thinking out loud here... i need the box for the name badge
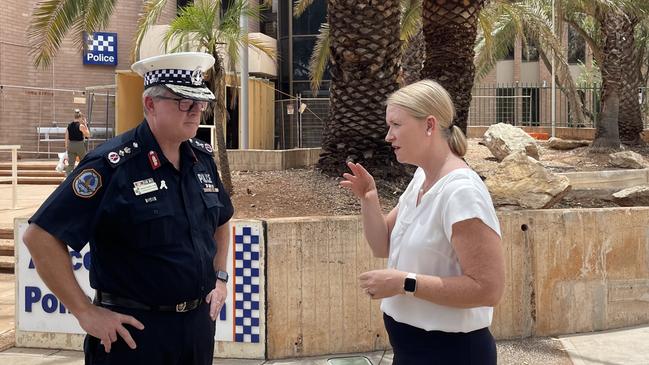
[133,178,159,196]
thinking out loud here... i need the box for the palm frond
[293,0,315,18]
[68,0,118,51]
[474,1,522,80]
[28,0,85,68]
[308,22,330,95]
[131,0,170,62]
[400,0,422,48]
[246,37,278,61]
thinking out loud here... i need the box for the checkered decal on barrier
[234,226,261,343]
[87,34,114,52]
[144,69,194,87]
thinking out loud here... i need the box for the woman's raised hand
[340,161,377,200]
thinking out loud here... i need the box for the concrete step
[0,256,14,274]
[0,176,63,185]
[0,239,13,256]
[0,161,58,171]
[0,170,63,178]
[0,229,11,240]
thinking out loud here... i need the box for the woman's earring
[426,131,432,136]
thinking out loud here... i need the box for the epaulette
[104,140,142,168]
[188,138,214,156]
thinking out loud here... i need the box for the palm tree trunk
[318,0,404,180]
[402,27,425,86]
[420,0,485,134]
[592,9,627,149]
[210,55,233,194]
[616,15,643,144]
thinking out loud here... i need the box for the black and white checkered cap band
[143,68,203,88]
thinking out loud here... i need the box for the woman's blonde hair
[386,79,467,157]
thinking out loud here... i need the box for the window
[568,26,586,64]
[292,0,327,36]
[292,37,331,81]
[292,38,315,80]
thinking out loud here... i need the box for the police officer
[23,52,234,364]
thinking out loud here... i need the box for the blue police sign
[83,32,118,66]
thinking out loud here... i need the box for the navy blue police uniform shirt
[29,121,234,306]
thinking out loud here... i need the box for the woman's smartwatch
[404,272,417,295]
[216,270,229,283]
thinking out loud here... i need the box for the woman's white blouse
[381,167,501,333]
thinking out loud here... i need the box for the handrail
[0,145,21,209]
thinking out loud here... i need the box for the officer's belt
[95,291,202,313]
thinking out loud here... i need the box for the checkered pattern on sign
[234,226,261,343]
[144,69,194,87]
[87,35,114,52]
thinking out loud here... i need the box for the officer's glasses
[156,96,210,112]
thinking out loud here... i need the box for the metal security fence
[469,83,649,129]
[468,82,601,128]
[272,84,649,149]
[275,97,329,149]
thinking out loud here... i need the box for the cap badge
[191,67,203,86]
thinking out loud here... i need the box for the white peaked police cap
[131,52,216,102]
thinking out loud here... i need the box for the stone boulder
[609,151,649,169]
[546,137,590,150]
[484,151,571,209]
[482,123,539,161]
[612,185,649,207]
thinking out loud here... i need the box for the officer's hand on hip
[76,304,145,353]
[206,280,227,321]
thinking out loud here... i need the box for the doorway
[225,86,239,149]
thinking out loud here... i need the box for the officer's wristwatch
[404,272,417,295]
[216,270,229,283]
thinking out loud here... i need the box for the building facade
[0,0,179,158]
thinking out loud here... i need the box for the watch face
[404,277,417,292]
[216,270,229,282]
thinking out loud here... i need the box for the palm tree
[28,0,119,69]
[561,0,648,146]
[28,0,275,193]
[296,0,421,180]
[152,0,275,192]
[316,0,405,180]
[475,0,649,148]
[420,0,487,134]
[474,0,587,130]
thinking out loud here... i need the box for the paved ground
[0,184,56,229]
[560,326,649,365]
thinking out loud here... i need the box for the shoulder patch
[105,140,142,168]
[72,169,103,198]
[188,138,214,155]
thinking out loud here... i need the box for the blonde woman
[64,109,90,176]
[341,80,504,364]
